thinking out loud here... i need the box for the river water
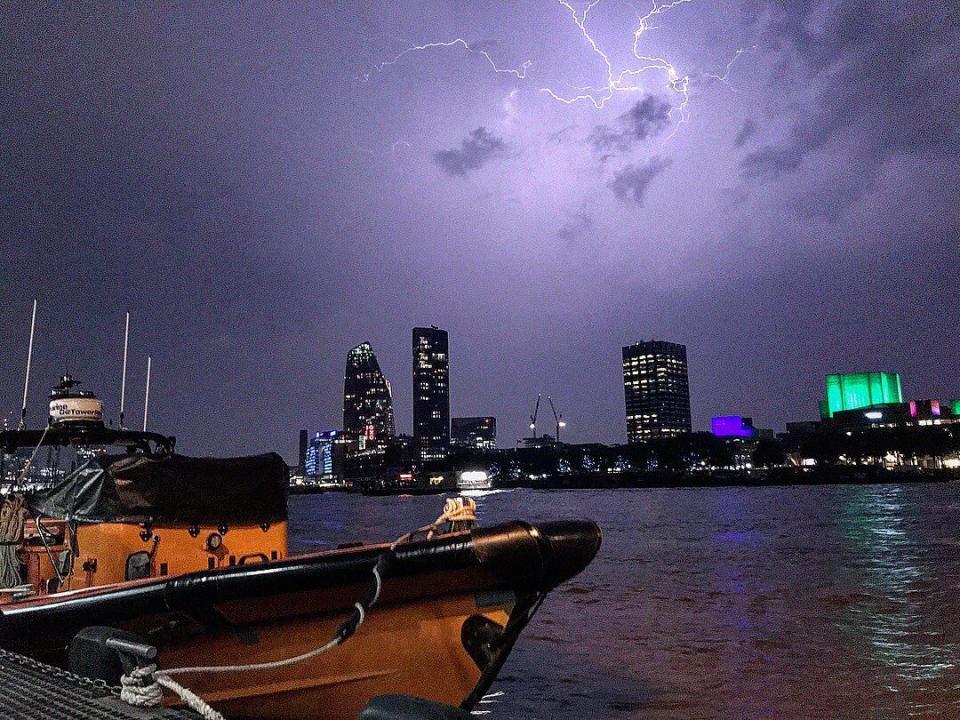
[288,484,960,719]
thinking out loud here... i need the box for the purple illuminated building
[711,416,758,438]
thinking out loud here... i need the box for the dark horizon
[1,2,957,461]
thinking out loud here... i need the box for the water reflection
[839,484,960,715]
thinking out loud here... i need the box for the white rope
[160,635,342,678]
[390,496,477,548]
[119,664,163,707]
[155,675,226,720]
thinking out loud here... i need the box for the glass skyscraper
[343,342,395,448]
[413,326,450,461]
[622,340,692,442]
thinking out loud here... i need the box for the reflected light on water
[840,485,959,688]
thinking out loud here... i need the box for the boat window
[125,551,151,581]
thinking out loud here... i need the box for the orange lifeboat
[0,413,601,718]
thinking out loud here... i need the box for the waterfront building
[622,340,692,442]
[451,416,497,449]
[829,398,960,429]
[820,371,903,418]
[305,430,341,480]
[413,326,450,461]
[712,415,758,438]
[343,342,395,449]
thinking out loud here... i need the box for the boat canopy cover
[27,452,288,524]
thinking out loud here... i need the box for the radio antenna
[19,299,38,430]
[142,356,152,432]
[119,312,130,429]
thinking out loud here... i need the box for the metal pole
[142,356,152,432]
[119,312,130,429]
[19,299,37,430]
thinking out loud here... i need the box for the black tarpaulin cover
[28,453,288,524]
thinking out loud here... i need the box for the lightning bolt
[362,1,748,144]
[354,138,412,159]
[361,38,532,82]
[703,47,751,92]
[542,0,694,138]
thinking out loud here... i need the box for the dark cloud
[589,96,671,152]
[733,119,757,148]
[556,209,593,242]
[547,124,578,144]
[741,2,960,188]
[433,127,509,176]
[608,156,672,205]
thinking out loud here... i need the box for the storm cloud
[741,1,959,191]
[433,127,509,176]
[608,157,672,205]
[733,119,757,148]
[589,96,672,152]
[556,209,593,242]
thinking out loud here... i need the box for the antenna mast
[142,356,152,432]
[119,312,130,429]
[19,299,37,430]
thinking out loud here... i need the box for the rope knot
[119,663,163,708]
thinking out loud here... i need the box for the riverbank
[498,466,958,490]
[292,466,957,495]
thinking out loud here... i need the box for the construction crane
[548,397,566,443]
[529,394,542,436]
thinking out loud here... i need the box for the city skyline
[2,306,956,458]
[1,3,957,460]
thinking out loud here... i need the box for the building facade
[711,415,758,438]
[622,340,692,442]
[820,371,903,419]
[305,430,341,480]
[451,416,497,449]
[413,326,450,461]
[343,342,395,449]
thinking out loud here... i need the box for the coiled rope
[0,425,52,591]
[120,496,478,718]
[0,496,26,589]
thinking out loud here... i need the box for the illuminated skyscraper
[622,340,692,442]
[451,416,497,449]
[343,342,395,448]
[305,430,338,479]
[413,326,450,461]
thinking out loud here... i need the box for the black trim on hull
[0,521,601,654]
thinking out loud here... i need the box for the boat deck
[0,647,199,719]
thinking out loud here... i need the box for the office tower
[298,429,308,471]
[413,326,450,461]
[343,342,395,448]
[622,340,692,442]
[305,430,339,479]
[451,416,497,449]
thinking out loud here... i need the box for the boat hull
[0,520,601,719]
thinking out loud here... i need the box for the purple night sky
[1,2,958,460]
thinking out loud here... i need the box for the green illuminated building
[820,372,903,418]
